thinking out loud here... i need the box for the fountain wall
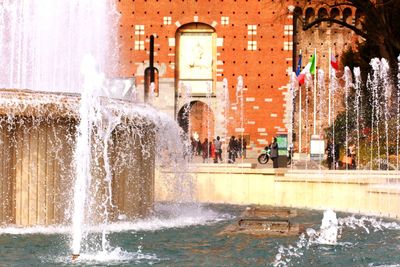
[0,117,75,225]
[0,90,155,226]
[156,167,400,219]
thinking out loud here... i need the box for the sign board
[310,136,325,161]
[276,134,288,156]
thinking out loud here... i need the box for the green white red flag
[297,53,316,85]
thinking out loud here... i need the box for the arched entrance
[177,101,214,141]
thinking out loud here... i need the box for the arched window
[318,8,328,19]
[305,8,315,25]
[330,8,340,27]
[343,8,352,25]
[330,8,340,19]
[318,8,328,27]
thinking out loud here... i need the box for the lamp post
[144,35,159,103]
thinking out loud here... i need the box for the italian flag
[297,53,316,85]
[330,54,339,71]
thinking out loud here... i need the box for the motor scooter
[257,146,271,164]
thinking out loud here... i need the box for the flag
[297,53,316,85]
[309,53,316,75]
[330,54,339,71]
[297,62,311,85]
[295,53,302,76]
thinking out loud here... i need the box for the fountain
[0,0,186,261]
[1,0,400,266]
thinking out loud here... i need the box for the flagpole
[298,49,302,160]
[299,76,302,159]
[313,48,317,135]
[328,47,331,126]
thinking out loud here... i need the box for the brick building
[116,0,360,155]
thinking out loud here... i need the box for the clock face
[179,32,213,80]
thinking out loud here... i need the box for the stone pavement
[189,154,273,169]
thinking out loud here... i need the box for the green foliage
[326,110,400,169]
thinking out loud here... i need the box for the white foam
[272,211,400,267]
[0,204,233,235]
[43,247,160,265]
[73,247,159,264]
[0,225,70,235]
[317,209,338,244]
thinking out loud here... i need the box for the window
[134,25,145,50]
[221,16,229,25]
[284,25,293,35]
[247,24,257,35]
[247,40,257,51]
[283,41,293,51]
[247,25,257,51]
[134,40,145,50]
[134,25,144,35]
[163,16,172,25]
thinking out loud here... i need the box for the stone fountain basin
[0,89,155,226]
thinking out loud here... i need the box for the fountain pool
[0,204,399,266]
[2,0,400,265]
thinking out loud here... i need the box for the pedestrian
[238,137,243,158]
[242,138,247,159]
[270,137,279,168]
[349,144,356,169]
[210,139,216,161]
[234,137,240,159]
[287,143,293,165]
[214,136,223,163]
[197,139,202,156]
[202,138,209,163]
[325,140,334,170]
[334,143,340,169]
[191,137,197,156]
[228,136,237,163]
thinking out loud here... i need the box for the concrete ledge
[156,168,400,219]
[283,169,400,184]
[162,165,277,175]
[368,184,400,195]
[190,162,256,169]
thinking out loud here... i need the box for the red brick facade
[116,0,359,154]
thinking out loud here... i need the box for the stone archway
[177,101,214,141]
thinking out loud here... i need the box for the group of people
[227,136,247,163]
[190,135,247,163]
[325,141,356,169]
[190,136,223,163]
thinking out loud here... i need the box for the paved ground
[189,154,273,169]
[188,154,331,170]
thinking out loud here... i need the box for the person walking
[197,139,202,156]
[325,140,334,170]
[242,138,247,159]
[237,137,243,158]
[334,143,340,169]
[228,136,237,163]
[214,136,222,163]
[191,137,197,158]
[201,138,209,163]
[210,139,216,161]
[270,137,279,168]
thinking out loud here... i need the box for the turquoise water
[0,204,399,266]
